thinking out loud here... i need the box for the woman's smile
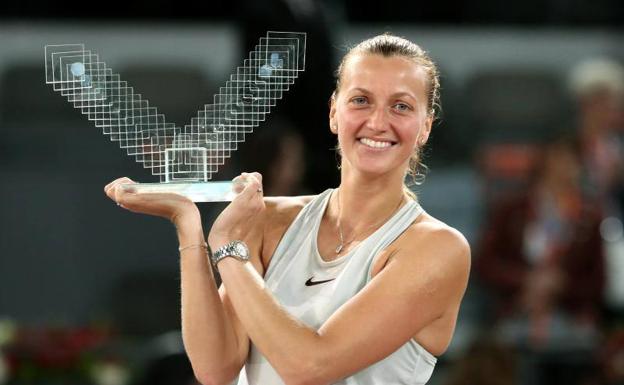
[357,137,398,150]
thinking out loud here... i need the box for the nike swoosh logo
[305,277,336,286]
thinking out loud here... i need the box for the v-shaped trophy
[44,31,306,202]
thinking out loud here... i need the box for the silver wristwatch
[211,240,250,268]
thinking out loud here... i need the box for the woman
[105,34,470,385]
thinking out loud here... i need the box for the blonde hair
[569,57,624,98]
[332,33,441,199]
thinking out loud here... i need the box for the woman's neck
[330,164,408,233]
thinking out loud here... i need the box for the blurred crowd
[457,57,624,385]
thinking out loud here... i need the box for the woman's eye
[393,103,412,112]
[351,97,368,105]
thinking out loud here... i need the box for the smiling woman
[330,54,432,191]
[104,33,470,385]
[332,35,440,189]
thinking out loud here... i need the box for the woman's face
[330,53,432,178]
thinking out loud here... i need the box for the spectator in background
[569,58,624,320]
[570,58,624,384]
[569,58,624,213]
[477,136,604,350]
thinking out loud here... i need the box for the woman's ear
[416,116,433,147]
[329,93,338,134]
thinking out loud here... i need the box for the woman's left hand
[208,172,266,249]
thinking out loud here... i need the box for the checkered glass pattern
[44,32,306,185]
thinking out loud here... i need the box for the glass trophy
[44,31,306,202]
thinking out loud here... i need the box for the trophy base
[121,181,236,202]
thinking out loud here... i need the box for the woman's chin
[350,161,403,179]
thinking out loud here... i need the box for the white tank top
[236,189,437,385]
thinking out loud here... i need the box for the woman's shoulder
[408,211,467,239]
[395,210,471,268]
[262,194,317,223]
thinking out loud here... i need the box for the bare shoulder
[258,195,317,267]
[262,195,316,225]
[392,211,471,284]
[408,212,470,255]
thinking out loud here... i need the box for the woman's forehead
[341,53,427,93]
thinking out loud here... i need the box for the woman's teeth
[359,138,393,148]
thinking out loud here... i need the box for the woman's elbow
[192,362,241,385]
[283,374,329,385]
[194,370,237,385]
[280,359,331,385]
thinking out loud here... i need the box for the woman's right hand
[104,177,200,227]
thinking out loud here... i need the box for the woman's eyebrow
[390,92,418,102]
[347,87,371,94]
[348,88,418,101]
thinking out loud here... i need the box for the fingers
[108,184,167,213]
[232,172,264,195]
[240,172,263,195]
[104,177,134,193]
[104,177,134,196]
[232,175,247,194]
[232,172,265,213]
[104,177,135,205]
[249,172,263,186]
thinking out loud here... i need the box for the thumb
[233,173,263,197]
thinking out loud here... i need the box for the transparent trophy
[44,31,306,201]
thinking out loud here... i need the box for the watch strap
[211,240,249,269]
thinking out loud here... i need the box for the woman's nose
[366,106,389,132]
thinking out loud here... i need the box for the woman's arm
[213,218,470,385]
[104,177,255,385]
[178,214,251,385]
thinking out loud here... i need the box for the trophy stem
[121,181,236,202]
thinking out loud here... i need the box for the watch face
[235,242,249,258]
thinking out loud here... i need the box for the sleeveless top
[236,189,437,385]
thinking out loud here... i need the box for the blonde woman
[105,34,471,385]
